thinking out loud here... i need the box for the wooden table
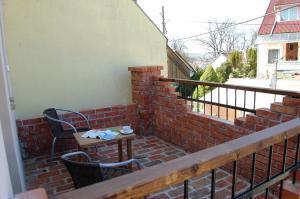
[73,126,136,168]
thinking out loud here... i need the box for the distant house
[211,53,230,70]
[256,0,300,78]
[167,47,196,79]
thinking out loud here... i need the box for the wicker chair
[61,151,143,189]
[43,108,91,159]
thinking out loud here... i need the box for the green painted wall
[3,0,167,119]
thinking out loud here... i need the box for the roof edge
[132,1,168,41]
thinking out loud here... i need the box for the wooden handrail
[160,77,300,97]
[55,118,300,199]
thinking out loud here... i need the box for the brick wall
[128,66,163,135]
[129,66,300,184]
[17,104,139,159]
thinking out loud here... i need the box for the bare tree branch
[196,19,251,58]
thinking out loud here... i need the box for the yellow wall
[3,0,167,119]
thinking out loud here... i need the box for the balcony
[277,60,300,72]
[16,66,300,199]
[24,136,251,199]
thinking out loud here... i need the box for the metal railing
[160,77,300,121]
[55,118,300,199]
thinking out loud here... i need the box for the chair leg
[51,137,57,160]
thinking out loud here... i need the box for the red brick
[282,180,300,199]
[281,114,297,122]
[234,117,246,127]
[271,102,297,116]
[283,96,300,107]
[128,66,163,72]
[256,108,281,120]
[23,118,43,125]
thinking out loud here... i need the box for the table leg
[77,145,84,162]
[118,140,123,162]
[127,139,132,169]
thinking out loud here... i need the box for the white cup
[122,126,131,132]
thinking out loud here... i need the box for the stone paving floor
[24,136,263,199]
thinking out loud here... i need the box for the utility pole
[161,6,167,35]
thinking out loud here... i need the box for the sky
[138,0,271,53]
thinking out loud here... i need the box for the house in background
[211,53,230,70]
[256,0,300,78]
[167,46,196,79]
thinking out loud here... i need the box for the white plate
[120,129,133,135]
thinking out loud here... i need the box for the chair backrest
[61,157,104,188]
[43,108,64,138]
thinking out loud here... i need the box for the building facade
[257,0,300,78]
[4,0,168,119]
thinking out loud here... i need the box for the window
[268,49,279,64]
[280,7,298,21]
[286,42,298,61]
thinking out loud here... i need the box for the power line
[171,21,300,26]
[175,4,300,41]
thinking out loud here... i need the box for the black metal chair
[61,151,143,189]
[43,108,91,159]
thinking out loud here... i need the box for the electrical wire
[175,4,300,41]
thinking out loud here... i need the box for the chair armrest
[99,159,144,169]
[56,108,91,129]
[43,114,78,133]
[61,151,92,162]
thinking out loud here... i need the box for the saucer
[120,129,133,135]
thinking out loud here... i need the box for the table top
[74,126,136,148]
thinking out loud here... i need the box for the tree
[193,65,219,98]
[216,62,232,83]
[244,48,257,78]
[231,48,257,78]
[169,39,192,62]
[176,67,204,97]
[229,51,242,69]
[196,19,249,59]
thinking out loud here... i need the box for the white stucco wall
[0,0,25,194]
[0,122,13,199]
[257,43,284,78]
[3,0,168,119]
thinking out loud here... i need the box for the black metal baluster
[234,89,237,119]
[253,92,257,113]
[293,134,300,184]
[243,91,247,117]
[265,146,273,199]
[249,153,256,199]
[218,87,220,118]
[279,139,288,199]
[226,88,228,120]
[211,169,215,199]
[232,160,237,199]
[189,84,193,111]
[184,180,189,199]
[250,153,256,188]
[184,83,187,104]
[197,86,199,112]
[210,86,213,116]
[204,86,206,114]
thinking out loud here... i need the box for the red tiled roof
[258,0,300,35]
[275,0,300,6]
[273,20,300,33]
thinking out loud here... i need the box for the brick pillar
[128,66,163,135]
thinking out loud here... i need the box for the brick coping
[128,66,163,72]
